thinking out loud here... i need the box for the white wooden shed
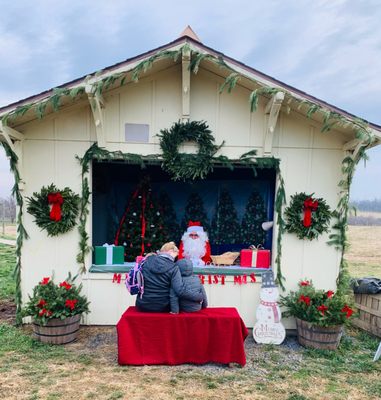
[1,27,380,327]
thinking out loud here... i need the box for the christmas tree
[181,192,210,235]
[158,191,182,243]
[114,176,167,261]
[241,191,267,245]
[210,189,241,244]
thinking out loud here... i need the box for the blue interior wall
[92,162,276,251]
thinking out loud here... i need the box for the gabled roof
[1,28,380,137]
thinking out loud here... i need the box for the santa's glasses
[189,233,199,238]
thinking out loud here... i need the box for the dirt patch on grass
[0,300,16,325]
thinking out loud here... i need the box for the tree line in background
[349,199,381,226]
[0,196,16,223]
[115,178,268,261]
[350,199,381,212]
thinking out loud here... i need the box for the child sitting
[170,259,208,313]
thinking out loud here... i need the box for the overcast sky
[0,0,380,200]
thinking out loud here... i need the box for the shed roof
[1,27,380,138]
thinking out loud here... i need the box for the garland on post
[274,171,286,290]
[284,192,332,240]
[26,184,80,236]
[0,142,28,326]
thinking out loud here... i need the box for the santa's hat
[186,220,204,233]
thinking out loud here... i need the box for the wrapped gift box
[94,244,124,265]
[240,248,270,268]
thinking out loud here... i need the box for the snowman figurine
[253,271,286,345]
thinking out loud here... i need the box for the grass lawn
[0,227,381,399]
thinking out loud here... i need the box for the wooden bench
[116,306,248,366]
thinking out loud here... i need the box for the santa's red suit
[178,221,212,266]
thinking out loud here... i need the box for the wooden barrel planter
[33,314,81,344]
[296,318,343,350]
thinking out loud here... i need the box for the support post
[181,47,191,122]
[86,85,106,148]
[263,92,284,156]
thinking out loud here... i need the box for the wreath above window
[27,184,80,236]
[284,192,332,240]
[157,120,223,181]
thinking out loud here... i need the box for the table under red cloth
[117,306,248,366]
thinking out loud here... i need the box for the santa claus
[178,221,212,267]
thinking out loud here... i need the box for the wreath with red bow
[27,184,80,236]
[284,192,332,240]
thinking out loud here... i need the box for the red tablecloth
[117,306,248,366]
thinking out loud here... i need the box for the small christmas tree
[241,191,267,245]
[114,176,167,261]
[211,189,241,244]
[158,191,182,243]
[181,192,210,234]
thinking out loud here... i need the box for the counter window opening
[91,159,276,267]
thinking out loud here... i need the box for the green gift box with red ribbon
[240,245,270,268]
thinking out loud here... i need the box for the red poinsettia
[37,299,47,308]
[326,290,335,298]
[300,281,311,287]
[299,295,311,306]
[65,299,78,311]
[40,277,50,285]
[38,308,52,317]
[341,305,354,319]
[317,304,329,315]
[59,281,72,290]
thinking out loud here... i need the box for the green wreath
[27,184,80,236]
[158,120,223,181]
[284,192,332,240]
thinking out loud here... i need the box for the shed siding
[18,65,346,327]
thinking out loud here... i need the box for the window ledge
[89,263,271,276]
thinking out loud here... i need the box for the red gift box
[240,247,270,268]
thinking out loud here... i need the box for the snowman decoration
[253,271,286,344]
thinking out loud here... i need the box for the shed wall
[17,65,346,327]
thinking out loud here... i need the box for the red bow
[303,197,318,227]
[47,193,64,222]
[188,220,201,227]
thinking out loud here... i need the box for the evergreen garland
[274,172,286,290]
[1,142,29,325]
[241,191,267,245]
[284,192,332,240]
[158,120,224,181]
[26,184,80,236]
[210,189,241,244]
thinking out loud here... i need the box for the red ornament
[47,192,64,221]
[303,198,318,227]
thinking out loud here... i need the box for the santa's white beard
[182,232,207,261]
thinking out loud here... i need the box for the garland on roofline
[0,141,29,326]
